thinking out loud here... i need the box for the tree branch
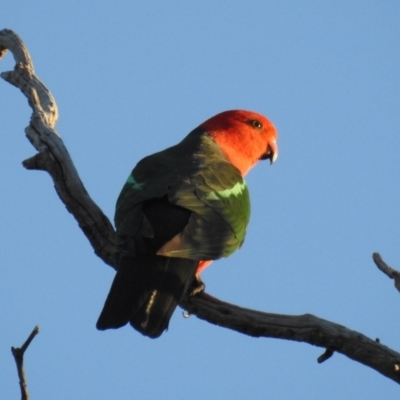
[2,28,400,385]
[0,29,116,267]
[373,252,400,294]
[180,293,400,383]
[11,325,40,400]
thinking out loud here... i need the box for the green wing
[114,131,251,260]
[161,159,249,260]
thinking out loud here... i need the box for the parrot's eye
[250,119,263,130]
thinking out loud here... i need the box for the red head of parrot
[199,110,278,176]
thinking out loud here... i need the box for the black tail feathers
[96,254,198,338]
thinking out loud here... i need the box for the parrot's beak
[261,139,278,164]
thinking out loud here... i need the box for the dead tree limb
[180,293,400,383]
[11,325,40,400]
[2,28,400,385]
[0,29,116,267]
[373,253,400,294]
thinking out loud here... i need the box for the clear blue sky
[1,1,400,399]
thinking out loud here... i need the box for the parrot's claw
[188,275,206,296]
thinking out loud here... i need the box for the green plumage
[115,128,250,259]
[97,127,251,337]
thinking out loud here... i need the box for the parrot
[96,110,278,338]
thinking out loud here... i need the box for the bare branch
[2,28,400,386]
[0,29,116,268]
[373,253,400,293]
[180,293,400,383]
[11,325,40,400]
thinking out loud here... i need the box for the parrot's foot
[189,275,206,296]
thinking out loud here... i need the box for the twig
[317,348,335,363]
[11,325,40,400]
[373,253,400,293]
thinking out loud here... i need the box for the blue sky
[1,1,400,399]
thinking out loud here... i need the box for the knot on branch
[23,152,48,171]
